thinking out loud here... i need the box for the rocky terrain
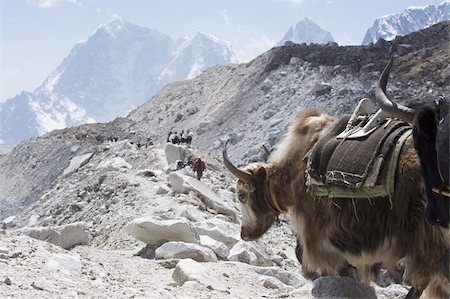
[0,21,449,298]
[1,141,409,298]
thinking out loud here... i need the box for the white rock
[0,246,9,254]
[192,217,240,247]
[172,258,208,285]
[253,266,306,287]
[124,218,199,245]
[212,140,222,149]
[63,153,94,176]
[270,118,283,128]
[260,276,283,289]
[172,258,225,292]
[199,235,229,259]
[96,157,132,171]
[156,186,170,194]
[217,189,238,209]
[2,215,16,227]
[15,222,90,249]
[70,145,79,153]
[183,176,238,222]
[155,241,217,262]
[26,214,40,227]
[228,241,274,266]
[375,284,408,299]
[165,144,192,165]
[176,205,206,222]
[227,244,258,266]
[168,172,189,193]
[47,253,82,276]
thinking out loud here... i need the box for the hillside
[128,21,449,164]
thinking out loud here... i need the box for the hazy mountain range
[0,18,238,145]
[1,1,449,147]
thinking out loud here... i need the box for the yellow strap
[269,180,286,214]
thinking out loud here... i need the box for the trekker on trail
[186,130,193,145]
[193,157,206,180]
[167,131,173,143]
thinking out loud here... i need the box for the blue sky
[0,0,445,101]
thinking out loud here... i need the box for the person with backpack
[193,157,206,180]
[167,130,173,143]
[186,129,193,145]
[182,130,189,144]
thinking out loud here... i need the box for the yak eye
[237,191,247,204]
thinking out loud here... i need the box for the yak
[411,97,449,227]
[223,58,449,298]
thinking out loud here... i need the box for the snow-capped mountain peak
[362,1,450,44]
[277,17,335,46]
[0,18,238,146]
[158,31,238,83]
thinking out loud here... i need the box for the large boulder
[312,276,376,299]
[199,235,229,259]
[125,218,199,245]
[47,253,82,276]
[167,173,239,222]
[183,176,238,222]
[155,241,217,262]
[96,157,132,171]
[165,144,193,165]
[15,222,89,249]
[63,153,94,177]
[227,241,275,266]
[172,258,225,292]
[192,217,240,247]
[168,172,189,193]
[253,266,306,287]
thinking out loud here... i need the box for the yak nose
[241,227,254,241]
[241,230,250,241]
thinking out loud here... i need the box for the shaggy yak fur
[413,97,450,228]
[224,107,449,298]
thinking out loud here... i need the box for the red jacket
[193,159,206,172]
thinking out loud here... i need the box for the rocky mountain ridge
[129,21,449,164]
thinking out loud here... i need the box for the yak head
[222,147,277,241]
[223,109,335,241]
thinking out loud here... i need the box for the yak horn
[223,140,252,183]
[376,56,415,123]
